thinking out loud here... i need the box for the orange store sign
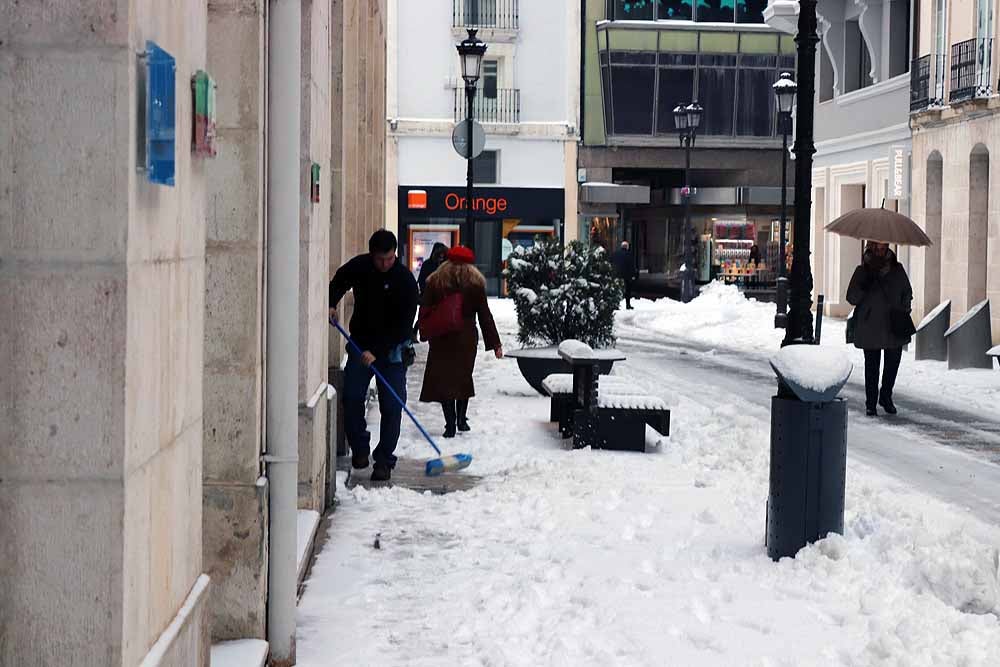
[443,192,508,215]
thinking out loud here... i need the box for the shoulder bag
[418,291,464,341]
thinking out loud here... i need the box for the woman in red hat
[417,246,503,437]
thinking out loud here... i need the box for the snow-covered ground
[296,289,1000,666]
[617,281,1000,415]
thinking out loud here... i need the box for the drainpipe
[265,1,300,665]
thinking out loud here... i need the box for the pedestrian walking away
[612,241,639,310]
[417,246,503,438]
[329,229,419,482]
[846,240,914,417]
[413,242,449,341]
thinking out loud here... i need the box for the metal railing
[911,54,948,111]
[950,37,993,102]
[453,0,519,30]
[454,88,520,124]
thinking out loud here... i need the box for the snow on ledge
[558,339,595,359]
[211,640,269,667]
[771,345,853,396]
[945,299,990,337]
[297,510,321,583]
[987,345,1000,357]
[917,299,951,331]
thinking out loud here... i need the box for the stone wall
[202,0,268,641]
[1,0,211,664]
[299,0,333,511]
[911,106,1000,343]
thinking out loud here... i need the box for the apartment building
[768,0,916,318]
[386,0,580,295]
[908,0,1000,341]
[580,0,795,293]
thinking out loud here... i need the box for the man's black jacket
[329,254,419,358]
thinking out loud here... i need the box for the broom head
[425,453,473,477]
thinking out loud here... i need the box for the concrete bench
[555,342,670,452]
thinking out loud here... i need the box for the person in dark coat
[846,241,913,417]
[418,246,503,438]
[417,242,449,295]
[329,229,419,482]
[611,241,639,310]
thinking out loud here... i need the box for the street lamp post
[457,29,487,229]
[673,102,703,303]
[773,72,797,330]
[784,0,819,346]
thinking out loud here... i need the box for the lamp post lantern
[457,29,487,229]
[674,101,703,303]
[773,72,797,330]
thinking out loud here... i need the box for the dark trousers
[623,279,634,309]
[343,351,407,468]
[863,348,903,409]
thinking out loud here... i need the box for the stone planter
[507,346,619,396]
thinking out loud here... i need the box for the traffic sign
[452,120,486,160]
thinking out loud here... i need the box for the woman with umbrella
[829,205,928,417]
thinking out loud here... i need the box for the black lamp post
[673,101,703,303]
[773,72,797,330]
[783,0,819,346]
[457,29,487,228]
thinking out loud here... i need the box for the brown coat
[419,279,501,402]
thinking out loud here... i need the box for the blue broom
[331,318,473,476]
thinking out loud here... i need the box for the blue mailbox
[145,41,176,186]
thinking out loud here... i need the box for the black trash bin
[766,393,847,560]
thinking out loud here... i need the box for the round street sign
[452,120,486,159]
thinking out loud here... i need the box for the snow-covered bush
[504,238,622,348]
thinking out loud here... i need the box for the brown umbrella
[824,207,933,247]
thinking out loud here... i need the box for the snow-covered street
[296,289,1000,666]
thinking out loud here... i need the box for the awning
[580,182,650,205]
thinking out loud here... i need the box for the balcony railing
[453,0,519,30]
[911,54,948,111]
[454,88,520,124]
[950,37,993,102]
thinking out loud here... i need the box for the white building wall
[398,136,567,188]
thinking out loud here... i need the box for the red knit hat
[447,245,475,264]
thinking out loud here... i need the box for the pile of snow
[558,339,594,359]
[597,393,668,410]
[771,345,853,394]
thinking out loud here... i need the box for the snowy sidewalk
[295,297,1000,666]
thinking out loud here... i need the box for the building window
[473,150,499,184]
[610,52,658,134]
[659,0,694,20]
[844,20,874,93]
[609,0,760,22]
[610,0,656,20]
[697,0,735,23]
[482,59,498,99]
[736,55,776,136]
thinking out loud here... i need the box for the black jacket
[611,248,637,281]
[417,255,444,295]
[846,249,913,350]
[329,254,419,357]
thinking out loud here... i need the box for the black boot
[441,401,457,438]
[457,399,470,432]
[878,391,897,415]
